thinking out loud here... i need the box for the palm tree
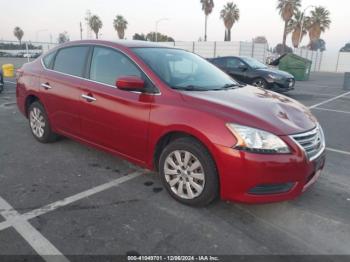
[13,27,24,45]
[276,0,301,53]
[307,6,331,46]
[220,2,240,41]
[287,11,308,48]
[88,15,103,39]
[200,0,214,41]
[113,15,128,39]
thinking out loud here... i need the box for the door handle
[41,83,52,90]
[81,94,96,102]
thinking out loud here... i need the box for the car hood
[257,67,293,78]
[181,85,317,135]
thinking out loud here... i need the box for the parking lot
[0,71,350,261]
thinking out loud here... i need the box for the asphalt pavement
[0,72,349,261]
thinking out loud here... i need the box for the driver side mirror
[238,65,248,72]
[116,76,145,91]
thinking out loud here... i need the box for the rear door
[79,46,154,163]
[40,46,90,137]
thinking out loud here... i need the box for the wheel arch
[152,127,218,173]
[24,94,40,117]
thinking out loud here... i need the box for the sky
[0,0,349,51]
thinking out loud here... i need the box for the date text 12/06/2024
[127,255,220,261]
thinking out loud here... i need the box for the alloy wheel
[29,107,46,138]
[253,79,266,88]
[164,150,205,199]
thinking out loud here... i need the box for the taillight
[16,69,24,80]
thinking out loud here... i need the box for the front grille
[248,183,294,195]
[290,125,325,161]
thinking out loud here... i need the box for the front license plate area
[313,154,326,172]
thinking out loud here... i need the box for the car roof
[214,56,240,59]
[60,40,175,49]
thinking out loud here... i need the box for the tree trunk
[292,28,301,48]
[96,32,98,39]
[224,30,227,41]
[228,29,231,41]
[282,20,288,54]
[204,15,207,41]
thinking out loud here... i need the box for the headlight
[268,74,283,80]
[226,124,290,154]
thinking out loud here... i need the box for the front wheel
[159,137,219,206]
[252,78,268,89]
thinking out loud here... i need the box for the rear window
[53,46,89,77]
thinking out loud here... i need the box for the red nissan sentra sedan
[16,40,326,206]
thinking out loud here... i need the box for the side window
[53,46,89,77]
[213,58,227,67]
[226,58,245,69]
[42,51,56,69]
[90,47,142,86]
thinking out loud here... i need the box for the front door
[225,57,248,83]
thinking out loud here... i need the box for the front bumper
[213,137,326,204]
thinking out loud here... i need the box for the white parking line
[312,107,350,115]
[326,147,350,156]
[309,91,350,109]
[0,171,142,260]
[0,171,142,231]
[0,197,69,262]
[4,80,16,85]
[22,170,142,221]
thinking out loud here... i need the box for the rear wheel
[28,101,59,143]
[252,78,268,88]
[159,137,219,206]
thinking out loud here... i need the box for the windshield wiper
[171,85,205,91]
[212,83,243,90]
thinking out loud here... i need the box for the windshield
[132,47,239,91]
[241,57,268,69]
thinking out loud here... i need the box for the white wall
[294,48,350,73]
[167,42,350,73]
[337,52,350,72]
[215,41,240,57]
[168,41,269,62]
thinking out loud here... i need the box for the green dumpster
[278,54,312,81]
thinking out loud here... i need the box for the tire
[252,78,268,89]
[28,101,59,143]
[159,137,219,206]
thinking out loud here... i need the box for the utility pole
[80,22,83,40]
[155,18,169,42]
[85,10,92,39]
